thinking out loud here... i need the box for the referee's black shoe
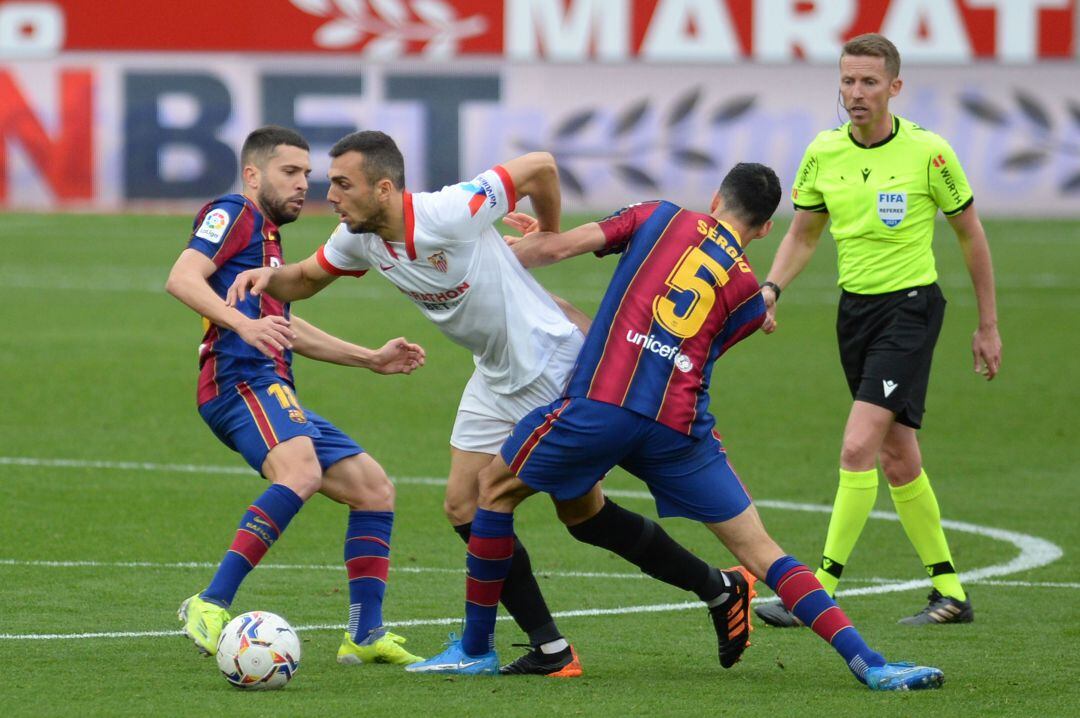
[708,566,756,668]
[498,644,582,677]
[898,589,974,625]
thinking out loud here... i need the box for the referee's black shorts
[836,283,946,429]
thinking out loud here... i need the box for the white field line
[4,577,1077,641]
[0,456,254,476]
[3,556,1076,591]
[0,455,1067,640]
[2,557,1073,590]
[8,578,1080,643]
[10,456,1058,588]
[752,500,1064,597]
[0,604,702,641]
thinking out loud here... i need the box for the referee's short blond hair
[842,33,901,79]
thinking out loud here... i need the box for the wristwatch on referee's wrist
[761,281,782,301]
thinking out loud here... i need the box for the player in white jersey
[230,131,745,675]
[315,152,583,432]
[229,131,588,675]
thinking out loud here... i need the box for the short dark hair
[718,162,781,229]
[842,33,901,78]
[329,130,406,189]
[240,125,308,169]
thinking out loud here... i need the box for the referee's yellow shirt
[791,115,973,295]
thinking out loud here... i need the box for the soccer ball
[215,611,301,690]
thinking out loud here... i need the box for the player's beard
[345,204,388,235]
[259,188,303,227]
[346,218,375,234]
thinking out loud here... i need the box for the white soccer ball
[215,611,301,690]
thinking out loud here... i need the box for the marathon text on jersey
[398,281,471,310]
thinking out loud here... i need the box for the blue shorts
[501,398,752,523]
[199,379,363,474]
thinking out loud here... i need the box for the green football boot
[337,628,423,665]
[178,593,231,656]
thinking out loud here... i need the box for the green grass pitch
[1,211,1077,716]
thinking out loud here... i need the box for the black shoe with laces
[708,566,756,668]
[898,589,974,625]
[498,644,582,677]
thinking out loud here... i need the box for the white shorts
[450,330,584,454]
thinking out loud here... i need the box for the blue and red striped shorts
[198,378,362,475]
[500,397,751,523]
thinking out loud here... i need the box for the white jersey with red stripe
[317,166,578,394]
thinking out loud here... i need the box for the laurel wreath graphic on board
[959,91,1080,193]
[291,0,488,56]
[514,88,756,197]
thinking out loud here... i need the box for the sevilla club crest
[427,250,449,273]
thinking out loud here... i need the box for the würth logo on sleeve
[427,250,449,273]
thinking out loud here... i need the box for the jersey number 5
[652,246,730,338]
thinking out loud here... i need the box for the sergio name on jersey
[566,201,766,439]
[186,194,292,405]
[316,166,578,394]
[792,115,973,295]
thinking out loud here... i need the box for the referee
[756,33,1002,627]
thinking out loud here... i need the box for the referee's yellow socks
[889,469,967,601]
[815,467,879,596]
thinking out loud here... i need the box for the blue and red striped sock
[766,555,886,683]
[462,508,515,657]
[344,510,393,642]
[202,483,304,607]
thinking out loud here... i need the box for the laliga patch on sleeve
[195,208,231,243]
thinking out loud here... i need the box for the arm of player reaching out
[947,205,1001,380]
[509,222,606,269]
[759,210,829,334]
[289,315,426,375]
[502,213,593,332]
[166,248,295,358]
[227,252,338,305]
[500,152,561,233]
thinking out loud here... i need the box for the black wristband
[761,280,782,300]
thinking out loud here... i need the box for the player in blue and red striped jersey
[166,126,426,667]
[230,132,773,678]
[407,163,944,691]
